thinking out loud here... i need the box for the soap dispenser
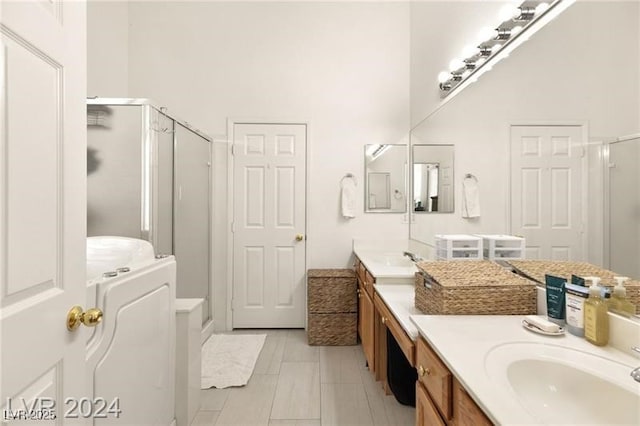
[584,277,609,346]
[611,276,637,317]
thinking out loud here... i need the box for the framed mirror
[364,144,407,213]
[412,145,454,213]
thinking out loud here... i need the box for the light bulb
[461,44,477,58]
[476,26,496,45]
[499,4,518,22]
[449,58,464,72]
[475,57,486,68]
[536,2,550,15]
[511,25,523,36]
[437,71,450,83]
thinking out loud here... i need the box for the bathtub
[86,236,176,426]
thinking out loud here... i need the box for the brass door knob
[67,306,103,331]
[418,365,430,377]
[295,234,305,241]
[381,317,387,325]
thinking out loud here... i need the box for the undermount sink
[484,342,640,425]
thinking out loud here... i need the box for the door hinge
[231,144,235,156]
[231,221,235,233]
[230,298,234,310]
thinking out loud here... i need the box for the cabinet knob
[381,316,387,325]
[418,365,431,377]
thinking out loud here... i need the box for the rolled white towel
[341,178,357,219]
[462,175,481,218]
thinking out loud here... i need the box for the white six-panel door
[232,123,306,328]
[510,125,585,260]
[1,0,87,421]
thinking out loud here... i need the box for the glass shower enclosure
[87,98,212,325]
[605,133,640,279]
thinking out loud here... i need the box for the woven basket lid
[416,260,536,288]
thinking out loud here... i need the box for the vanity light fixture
[437,0,572,98]
[366,144,391,160]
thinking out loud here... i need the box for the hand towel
[462,175,481,218]
[341,178,357,219]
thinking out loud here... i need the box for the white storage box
[475,234,525,260]
[435,234,483,261]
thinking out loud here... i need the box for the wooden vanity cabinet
[355,257,375,371]
[415,336,493,426]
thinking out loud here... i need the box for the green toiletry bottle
[611,276,637,317]
[584,278,609,346]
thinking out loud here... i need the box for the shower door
[174,123,211,324]
[606,135,640,278]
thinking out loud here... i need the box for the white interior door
[510,125,585,260]
[439,163,453,212]
[232,123,306,328]
[1,0,87,420]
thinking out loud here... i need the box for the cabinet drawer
[416,381,446,426]
[374,293,415,366]
[416,337,452,420]
[364,269,375,298]
[453,378,492,426]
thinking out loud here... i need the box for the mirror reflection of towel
[341,179,357,219]
[462,176,480,218]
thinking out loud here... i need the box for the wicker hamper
[307,269,357,345]
[507,260,640,314]
[415,260,537,315]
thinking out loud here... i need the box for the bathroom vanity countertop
[353,248,418,280]
[409,315,640,425]
[374,284,421,340]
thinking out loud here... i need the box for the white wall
[409,1,640,266]
[125,1,411,268]
[86,2,412,329]
[409,1,509,127]
[87,0,129,96]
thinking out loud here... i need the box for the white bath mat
[201,333,266,389]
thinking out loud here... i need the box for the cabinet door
[416,382,446,426]
[357,277,364,338]
[361,289,375,370]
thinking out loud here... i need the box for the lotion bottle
[584,277,609,346]
[611,276,637,317]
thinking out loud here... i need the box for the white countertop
[374,284,421,340]
[409,315,640,425]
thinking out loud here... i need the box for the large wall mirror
[364,144,407,213]
[412,145,454,213]
[409,1,639,275]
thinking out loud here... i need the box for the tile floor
[194,329,415,426]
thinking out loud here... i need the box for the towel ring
[340,173,357,186]
[464,173,478,182]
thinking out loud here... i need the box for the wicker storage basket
[415,260,537,315]
[507,260,640,314]
[307,269,357,345]
[308,313,357,345]
[308,269,357,314]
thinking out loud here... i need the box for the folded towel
[341,178,357,219]
[462,175,481,218]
